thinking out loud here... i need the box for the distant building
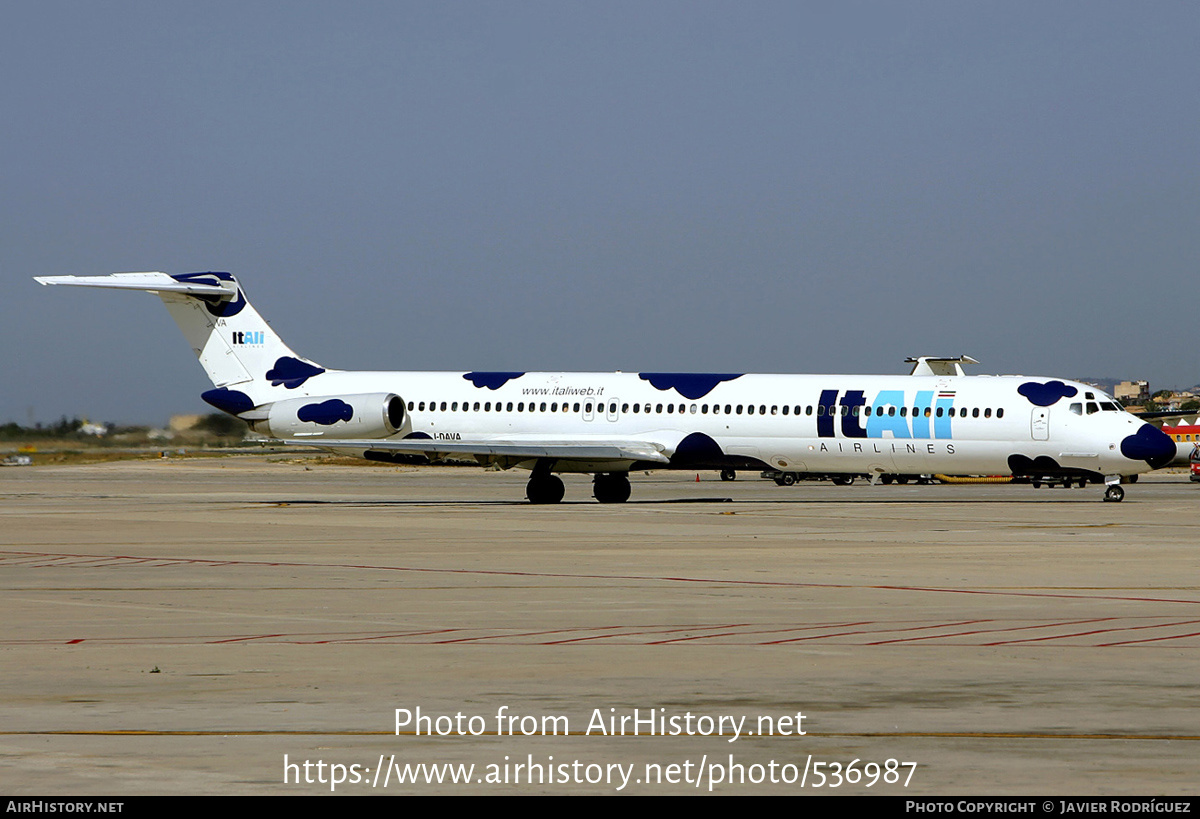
[1114,380,1149,402]
[1171,390,1199,407]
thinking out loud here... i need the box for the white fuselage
[34,274,1173,498]
[294,370,1148,477]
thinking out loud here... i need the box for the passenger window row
[405,400,1007,419]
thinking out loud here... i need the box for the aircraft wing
[1139,409,1198,421]
[275,438,672,465]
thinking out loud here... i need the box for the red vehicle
[1191,445,1200,482]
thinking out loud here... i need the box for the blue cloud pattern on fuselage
[200,387,255,415]
[1119,424,1175,469]
[1008,453,1064,475]
[638,373,743,400]
[668,431,726,466]
[463,372,526,390]
[266,357,326,389]
[297,399,354,425]
[1017,380,1078,407]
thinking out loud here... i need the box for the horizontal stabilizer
[905,356,980,377]
[34,272,237,298]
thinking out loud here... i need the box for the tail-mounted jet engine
[248,393,407,440]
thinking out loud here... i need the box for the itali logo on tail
[33,271,328,408]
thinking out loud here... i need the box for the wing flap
[275,438,671,464]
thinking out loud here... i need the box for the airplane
[34,271,1176,503]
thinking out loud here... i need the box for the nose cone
[1120,424,1176,470]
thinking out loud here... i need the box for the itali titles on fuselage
[34,272,1176,503]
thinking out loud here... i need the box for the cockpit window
[1069,403,1082,415]
[1086,402,1099,415]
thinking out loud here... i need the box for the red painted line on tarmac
[2,555,75,566]
[982,618,1200,645]
[866,617,1117,645]
[432,625,629,644]
[1089,619,1200,646]
[12,618,1200,647]
[762,618,990,645]
[300,629,464,644]
[649,621,875,644]
[1099,630,1200,646]
[3,630,464,646]
[208,629,469,644]
[4,550,1199,609]
[541,624,750,645]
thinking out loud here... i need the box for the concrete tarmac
[2,457,1198,795]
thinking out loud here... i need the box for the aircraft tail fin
[34,272,325,412]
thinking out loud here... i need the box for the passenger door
[1031,407,1050,441]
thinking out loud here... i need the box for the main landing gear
[525,460,565,504]
[593,473,631,504]
[526,474,565,504]
[1104,485,1124,503]
[524,462,632,504]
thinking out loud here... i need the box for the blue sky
[4,2,1197,425]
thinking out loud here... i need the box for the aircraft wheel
[720,468,736,482]
[880,475,893,485]
[774,477,786,487]
[1031,478,1042,489]
[781,472,796,486]
[527,475,565,504]
[1104,485,1124,503]
[897,476,909,485]
[593,474,631,503]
